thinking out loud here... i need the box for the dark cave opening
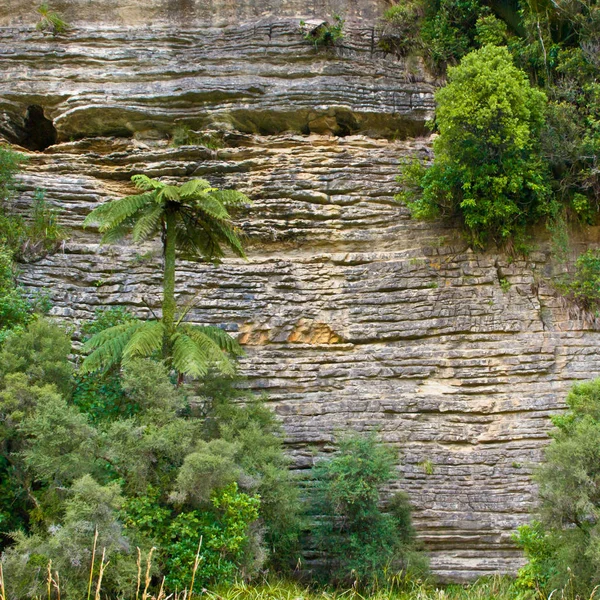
[21,105,57,151]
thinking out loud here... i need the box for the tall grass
[1,546,599,600]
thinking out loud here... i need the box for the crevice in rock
[20,105,58,151]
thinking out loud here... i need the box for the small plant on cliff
[397,45,553,249]
[378,2,424,57]
[300,15,345,48]
[555,248,600,314]
[308,433,427,586]
[81,175,249,382]
[35,3,69,36]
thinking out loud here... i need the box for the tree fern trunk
[162,207,176,358]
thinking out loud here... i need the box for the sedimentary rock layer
[2,0,600,581]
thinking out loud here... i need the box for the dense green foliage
[0,147,58,342]
[515,379,600,597]
[391,0,600,252]
[398,45,552,248]
[0,315,303,599]
[82,175,249,380]
[309,434,427,587]
[556,248,600,313]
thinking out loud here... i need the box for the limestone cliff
[2,0,600,581]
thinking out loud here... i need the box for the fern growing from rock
[81,175,249,380]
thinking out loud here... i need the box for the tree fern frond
[82,321,143,352]
[131,174,164,191]
[100,221,133,244]
[209,189,252,208]
[183,324,244,357]
[80,321,144,373]
[171,332,210,378]
[192,194,231,221]
[206,218,246,259]
[180,323,244,360]
[132,204,164,243]
[176,214,226,261]
[122,320,165,362]
[158,185,181,202]
[89,193,154,233]
[179,179,213,197]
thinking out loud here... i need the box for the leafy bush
[379,2,424,57]
[0,315,302,596]
[397,45,553,248]
[556,248,600,313]
[308,434,426,586]
[0,147,25,203]
[517,379,600,596]
[171,126,222,149]
[420,0,482,70]
[0,246,32,341]
[73,307,137,423]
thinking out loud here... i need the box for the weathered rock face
[3,0,600,582]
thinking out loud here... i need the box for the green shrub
[556,248,600,313]
[420,0,482,70]
[514,521,557,594]
[474,14,507,47]
[308,433,426,586]
[0,246,32,341]
[0,147,25,203]
[73,307,137,422]
[518,379,600,597]
[397,45,553,248]
[300,15,345,48]
[2,475,136,600]
[171,125,223,149]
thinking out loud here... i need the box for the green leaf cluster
[516,379,600,596]
[555,248,600,313]
[398,45,553,248]
[0,316,302,598]
[308,434,427,587]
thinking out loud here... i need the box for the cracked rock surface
[2,0,600,581]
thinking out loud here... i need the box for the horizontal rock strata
[2,0,600,581]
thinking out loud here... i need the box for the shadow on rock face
[21,105,58,151]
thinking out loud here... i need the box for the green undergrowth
[204,576,530,600]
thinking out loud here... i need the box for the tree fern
[81,175,250,381]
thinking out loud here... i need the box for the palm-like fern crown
[83,174,248,261]
[81,175,250,378]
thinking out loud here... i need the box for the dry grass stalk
[188,536,203,600]
[0,563,6,600]
[53,570,61,600]
[87,528,99,600]
[157,576,166,600]
[94,548,109,600]
[136,547,142,600]
[47,560,52,600]
[142,548,156,600]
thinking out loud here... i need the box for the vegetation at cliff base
[513,378,600,598]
